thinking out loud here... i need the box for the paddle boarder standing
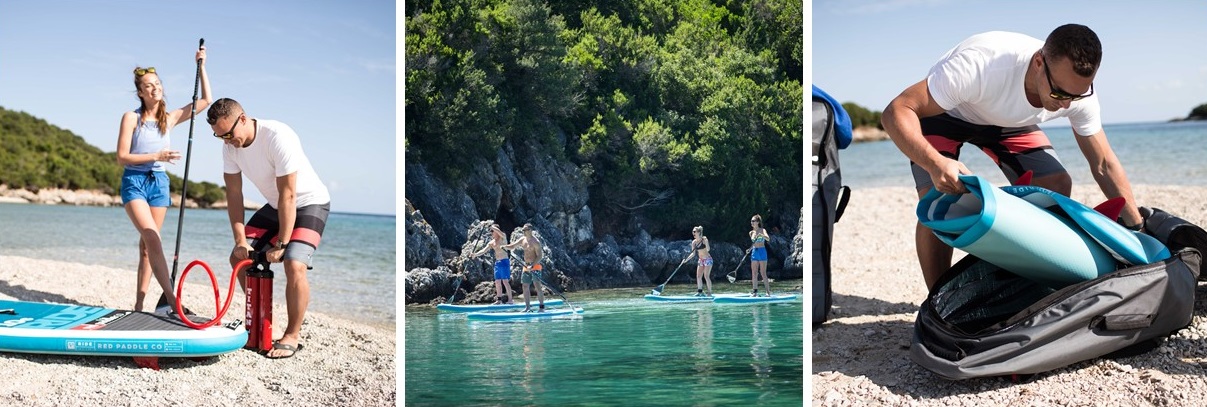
[116,45,211,313]
[504,224,546,312]
[689,226,713,297]
[472,225,515,305]
[882,24,1143,289]
[748,215,771,297]
[207,98,331,359]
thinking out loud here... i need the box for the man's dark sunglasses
[1042,55,1094,101]
[214,114,243,140]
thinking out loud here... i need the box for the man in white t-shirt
[882,24,1142,289]
[207,98,331,359]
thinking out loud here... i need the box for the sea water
[404,286,804,406]
[0,203,395,328]
[841,120,1207,188]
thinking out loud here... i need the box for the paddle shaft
[654,255,692,293]
[726,250,751,282]
[507,251,573,309]
[169,38,205,287]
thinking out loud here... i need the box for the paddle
[158,38,205,312]
[651,255,692,296]
[726,249,751,283]
[507,251,576,311]
[446,276,462,304]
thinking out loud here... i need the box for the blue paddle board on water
[643,293,751,302]
[436,299,564,313]
[643,294,715,302]
[712,294,798,304]
[465,307,584,321]
[0,300,247,357]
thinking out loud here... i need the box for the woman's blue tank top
[126,108,170,172]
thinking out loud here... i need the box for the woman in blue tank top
[748,214,772,296]
[115,45,213,312]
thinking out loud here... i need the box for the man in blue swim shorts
[473,224,515,304]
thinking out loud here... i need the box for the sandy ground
[813,184,1207,406]
[0,256,395,406]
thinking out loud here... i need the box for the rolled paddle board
[437,299,564,313]
[0,300,246,357]
[465,307,584,321]
[918,175,1119,288]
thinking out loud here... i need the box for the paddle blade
[1093,197,1127,221]
[1013,170,1033,186]
[726,274,736,283]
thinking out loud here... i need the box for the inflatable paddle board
[643,294,715,303]
[465,307,584,321]
[0,300,246,357]
[918,175,1119,287]
[436,299,564,313]
[712,294,798,304]
[643,293,751,302]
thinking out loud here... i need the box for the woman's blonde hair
[692,226,703,234]
[133,67,169,135]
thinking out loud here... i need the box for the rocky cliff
[404,138,804,304]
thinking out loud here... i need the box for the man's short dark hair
[1042,24,1102,77]
[206,98,243,125]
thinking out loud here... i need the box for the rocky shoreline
[0,184,260,210]
[852,125,890,143]
[403,137,806,305]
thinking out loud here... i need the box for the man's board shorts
[493,258,511,280]
[750,247,768,262]
[120,169,171,207]
[521,263,543,285]
[245,202,330,267]
[910,113,1068,191]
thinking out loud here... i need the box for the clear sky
[813,0,1207,125]
[0,0,396,215]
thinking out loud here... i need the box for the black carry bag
[911,207,1207,380]
[812,87,851,326]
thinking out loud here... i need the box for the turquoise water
[842,120,1207,188]
[0,203,395,328]
[404,286,804,406]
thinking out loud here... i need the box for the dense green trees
[842,102,882,129]
[406,0,803,241]
[0,106,225,206]
[1190,103,1207,120]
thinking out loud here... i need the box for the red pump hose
[174,259,250,329]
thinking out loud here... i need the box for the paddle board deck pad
[0,300,247,357]
[465,307,584,321]
[713,294,798,304]
[436,299,564,312]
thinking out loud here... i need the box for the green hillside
[0,106,226,205]
[405,0,803,240]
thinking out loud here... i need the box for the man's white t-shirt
[927,31,1103,137]
[223,119,331,208]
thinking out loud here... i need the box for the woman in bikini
[690,226,713,297]
[749,214,772,296]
